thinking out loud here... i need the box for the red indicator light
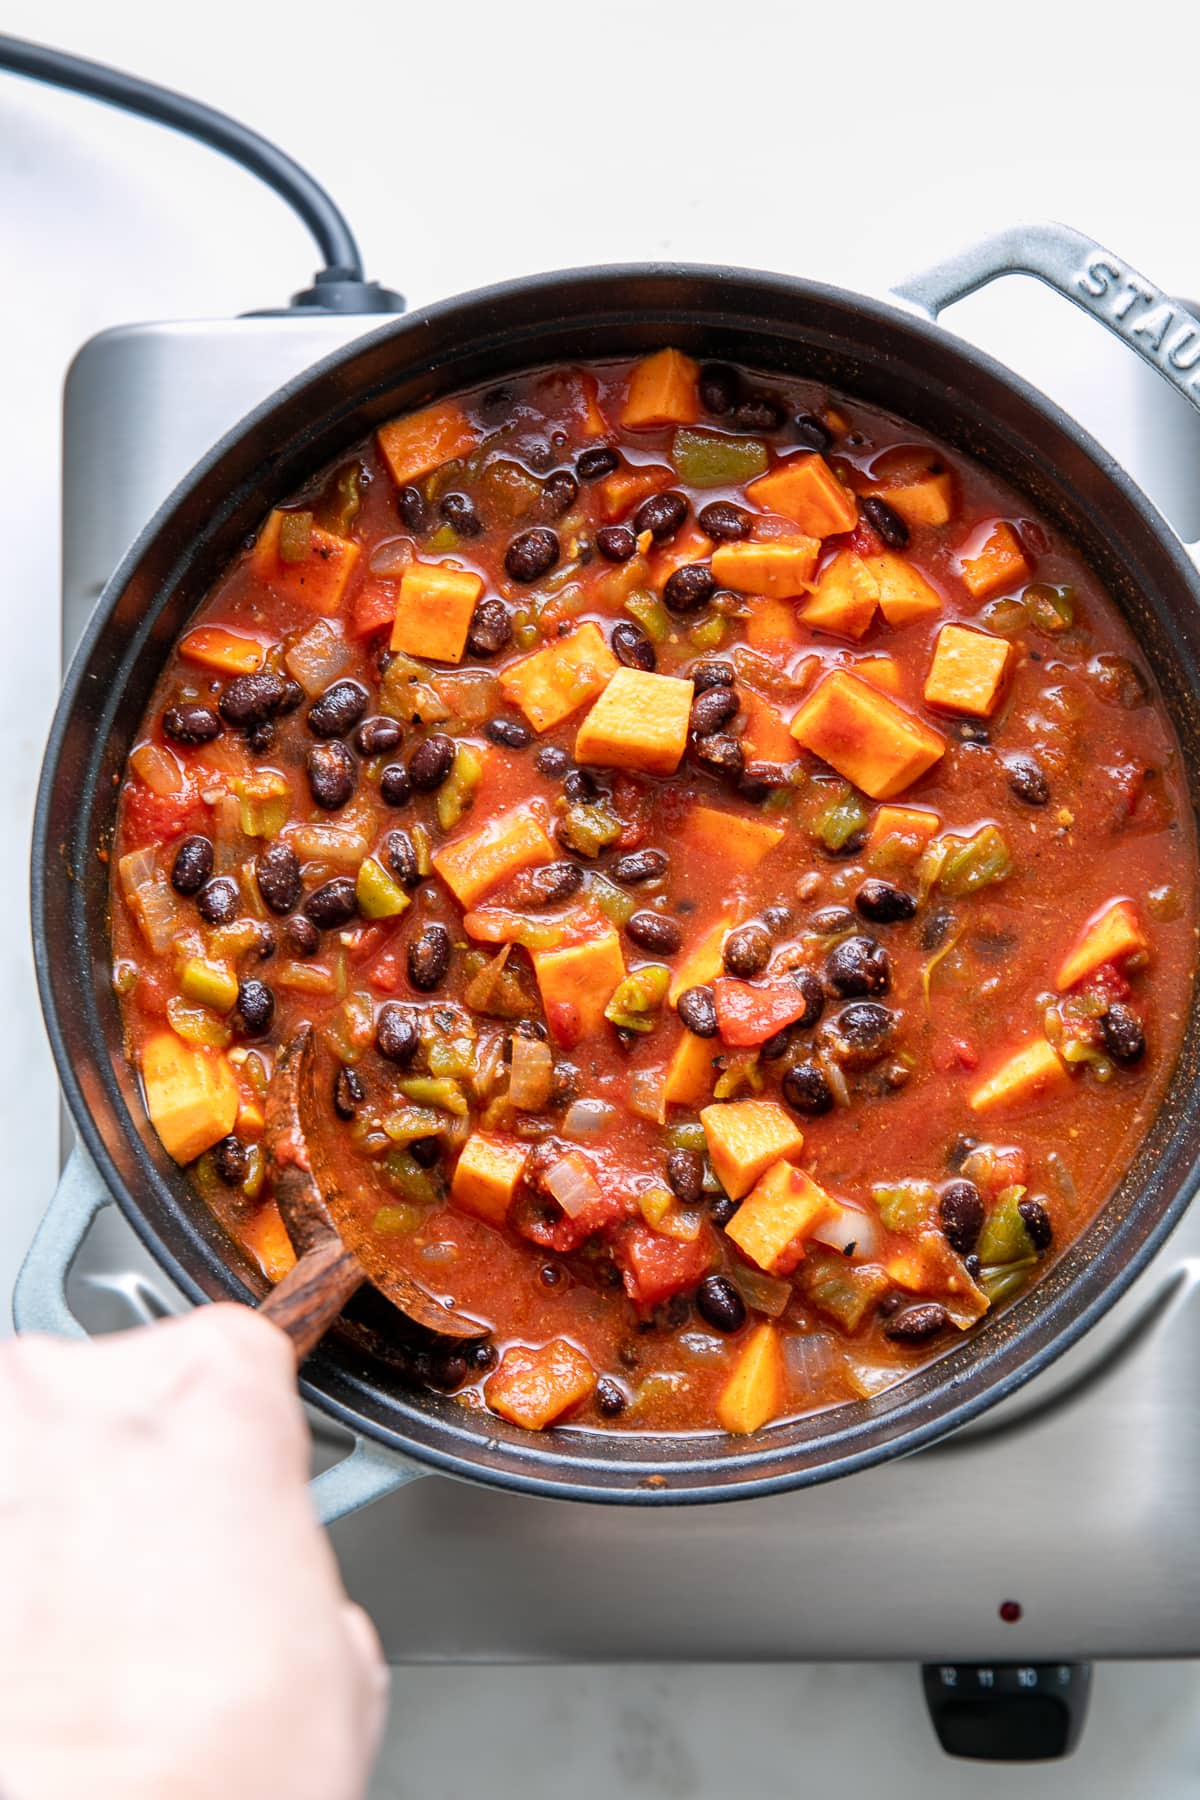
[999,1599,1023,1623]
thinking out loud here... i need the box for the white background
[2,1,1200,1792]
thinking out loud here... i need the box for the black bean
[691,660,735,692]
[855,879,917,925]
[789,968,825,1030]
[170,835,214,897]
[211,1136,247,1186]
[951,719,991,745]
[699,363,739,415]
[860,494,910,548]
[677,985,718,1038]
[1006,753,1051,807]
[782,1061,835,1115]
[375,1002,418,1064]
[235,978,274,1036]
[218,670,288,730]
[467,598,512,658]
[760,1028,792,1060]
[723,923,771,979]
[626,910,683,955]
[1087,652,1149,710]
[562,768,598,803]
[737,762,790,803]
[920,908,956,952]
[379,762,412,807]
[689,685,739,737]
[197,876,239,927]
[760,905,792,936]
[356,715,404,758]
[577,445,619,482]
[333,1065,365,1120]
[1018,1198,1054,1252]
[408,734,455,792]
[945,1133,978,1173]
[408,924,451,991]
[663,563,715,615]
[535,745,571,778]
[384,829,422,890]
[543,470,579,517]
[304,877,358,929]
[696,1274,747,1334]
[596,1376,628,1418]
[825,935,891,997]
[733,396,785,432]
[793,412,833,452]
[306,741,357,811]
[246,719,275,755]
[409,1135,442,1168]
[694,733,744,778]
[611,620,657,671]
[884,1302,950,1344]
[284,914,320,957]
[939,1180,984,1256]
[633,490,688,542]
[709,1194,738,1228]
[826,1001,896,1068]
[480,385,514,422]
[666,1149,705,1206]
[505,526,559,583]
[396,485,430,533]
[307,679,368,738]
[613,848,668,885]
[439,491,483,537]
[526,861,584,904]
[1101,1002,1146,1065]
[278,678,305,715]
[467,1339,499,1374]
[810,905,857,936]
[596,524,636,563]
[163,702,221,745]
[486,717,531,749]
[697,501,750,541]
[254,843,301,916]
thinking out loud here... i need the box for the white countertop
[3,0,1199,1789]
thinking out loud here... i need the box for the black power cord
[0,32,404,314]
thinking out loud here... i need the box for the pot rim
[31,258,1200,1504]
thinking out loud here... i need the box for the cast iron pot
[19,221,1200,1521]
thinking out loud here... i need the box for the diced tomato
[932,1035,979,1074]
[1083,961,1132,1007]
[369,948,403,993]
[121,780,208,846]
[713,978,816,1048]
[612,773,651,850]
[545,998,582,1048]
[618,1223,713,1309]
[351,579,399,639]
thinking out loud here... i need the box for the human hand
[0,1305,387,1800]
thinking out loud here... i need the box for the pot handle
[12,1142,425,1524]
[893,221,1200,423]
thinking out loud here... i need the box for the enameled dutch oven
[19,221,1200,1521]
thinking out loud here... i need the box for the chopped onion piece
[783,1330,838,1388]
[284,620,352,696]
[369,537,415,577]
[129,742,183,797]
[544,1153,602,1220]
[563,1098,615,1140]
[508,1033,554,1111]
[810,1203,879,1260]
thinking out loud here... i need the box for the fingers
[340,1603,390,1758]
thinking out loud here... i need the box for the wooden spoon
[260,1023,485,1364]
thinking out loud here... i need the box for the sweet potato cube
[485,1339,597,1431]
[178,627,264,676]
[709,539,820,598]
[451,1132,527,1226]
[747,454,858,538]
[869,471,955,527]
[864,551,944,626]
[802,549,879,641]
[663,1028,718,1108]
[854,655,904,697]
[433,808,555,909]
[251,510,360,617]
[499,622,619,732]
[574,668,693,776]
[969,1038,1070,1113]
[745,598,804,656]
[598,462,673,522]
[1056,898,1150,990]
[669,916,734,1006]
[960,521,1032,600]
[866,803,941,858]
[726,1162,836,1274]
[717,1322,785,1435]
[678,805,786,870]
[377,401,479,487]
[141,1031,239,1165]
[923,623,1013,718]
[533,928,626,1043]
[622,348,700,429]
[789,670,946,800]
[241,1203,297,1283]
[389,561,483,663]
[741,691,800,761]
[700,1099,805,1201]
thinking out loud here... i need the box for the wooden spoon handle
[260,1238,364,1366]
